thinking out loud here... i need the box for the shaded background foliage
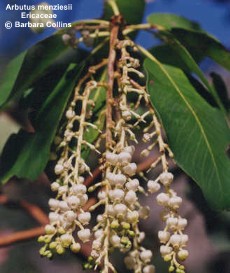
[0,1,229,273]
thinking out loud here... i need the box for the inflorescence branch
[37,11,189,273]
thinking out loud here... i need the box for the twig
[20,200,49,225]
[84,167,101,186]
[0,195,49,225]
[0,226,45,247]
[0,197,96,248]
[137,156,157,173]
[106,15,122,148]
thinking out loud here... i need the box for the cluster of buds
[84,39,156,271]
[40,31,189,273]
[62,21,110,48]
[156,174,188,273]
[39,79,104,258]
[141,107,189,272]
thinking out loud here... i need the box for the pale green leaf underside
[144,57,230,210]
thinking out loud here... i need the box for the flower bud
[178,218,188,229]
[127,211,139,222]
[147,180,161,193]
[166,217,178,230]
[51,182,60,191]
[58,185,68,195]
[123,163,137,176]
[138,232,145,243]
[110,234,121,247]
[140,250,153,262]
[143,265,156,273]
[71,184,86,194]
[66,109,75,119]
[115,174,126,186]
[156,192,170,206]
[56,244,65,255]
[67,196,80,209]
[114,204,127,217]
[45,224,56,235]
[94,229,103,239]
[159,172,174,186]
[77,229,91,242]
[177,249,189,261]
[181,234,188,245]
[123,146,135,156]
[59,200,70,211]
[49,212,59,223]
[48,198,59,210]
[98,190,106,200]
[60,234,73,247]
[105,152,118,165]
[64,210,76,222]
[78,212,91,225]
[70,242,81,253]
[160,245,172,256]
[118,152,132,165]
[125,190,137,205]
[54,164,64,175]
[126,179,139,191]
[169,234,182,247]
[168,196,182,209]
[158,230,170,243]
[122,110,132,121]
[79,194,88,206]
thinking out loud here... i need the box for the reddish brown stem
[20,200,49,225]
[0,195,49,225]
[0,226,45,247]
[106,16,122,148]
[84,167,101,187]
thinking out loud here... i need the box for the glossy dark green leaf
[147,17,225,112]
[0,64,81,183]
[0,52,26,106]
[144,57,230,210]
[103,0,145,25]
[170,29,230,71]
[0,34,69,108]
[210,72,230,111]
[147,13,201,31]
[147,14,230,71]
[150,45,193,71]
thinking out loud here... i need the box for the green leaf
[147,17,226,112]
[0,52,26,106]
[103,0,145,25]
[210,72,230,112]
[144,57,230,210]
[0,64,81,183]
[150,44,198,71]
[170,28,230,71]
[147,13,201,31]
[147,14,230,71]
[0,34,70,108]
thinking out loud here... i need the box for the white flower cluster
[39,81,100,258]
[125,250,156,273]
[155,172,188,273]
[86,40,157,272]
[40,34,189,273]
[89,145,155,272]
